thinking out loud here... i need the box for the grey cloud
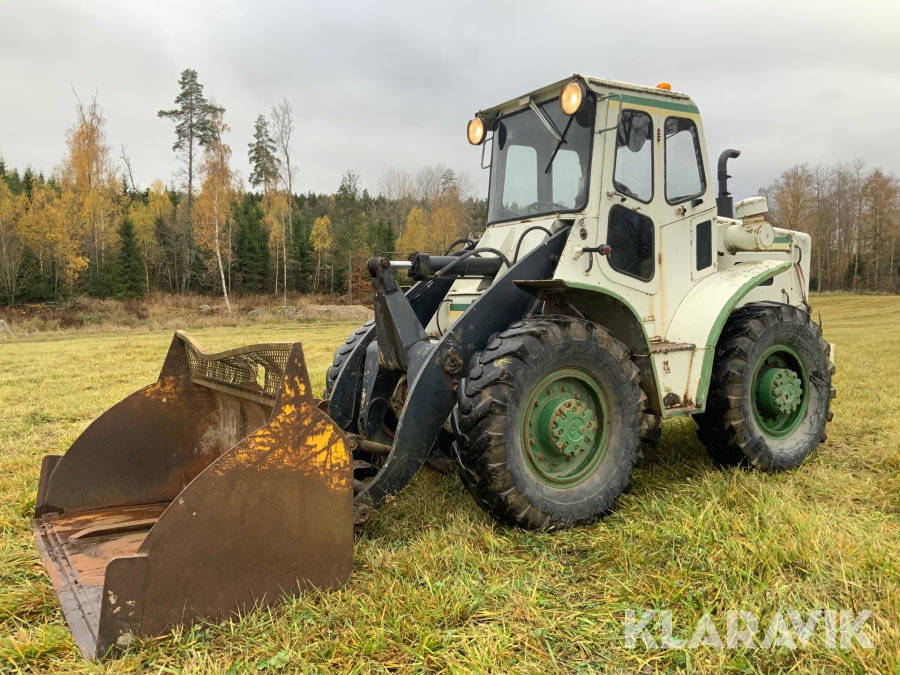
[1,0,898,203]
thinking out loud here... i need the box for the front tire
[323,320,374,398]
[452,315,645,530]
[695,302,835,471]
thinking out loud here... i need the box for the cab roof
[476,74,698,121]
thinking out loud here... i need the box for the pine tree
[373,220,396,254]
[115,219,145,298]
[248,115,279,195]
[158,69,224,292]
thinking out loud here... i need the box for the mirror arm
[595,93,623,134]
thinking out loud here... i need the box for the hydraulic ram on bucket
[32,332,353,659]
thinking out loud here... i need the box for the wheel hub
[757,368,803,416]
[523,369,610,486]
[751,346,809,439]
[549,400,597,456]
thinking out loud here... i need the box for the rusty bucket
[32,331,353,658]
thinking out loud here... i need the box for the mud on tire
[452,315,645,530]
[694,302,835,471]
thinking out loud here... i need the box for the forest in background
[0,69,485,310]
[1,68,898,310]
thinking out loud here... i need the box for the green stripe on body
[619,94,699,114]
[449,303,471,312]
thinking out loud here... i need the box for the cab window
[664,117,705,204]
[501,145,538,212]
[607,205,654,281]
[613,110,653,203]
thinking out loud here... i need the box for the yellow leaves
[195,129,235,259]
[18,184,88,284]
[396,193,471,255]
[147,181,172,220]
[0,181,25,229]
[58,94,121,267]
[311,215,334,253]
[396,207,429,254]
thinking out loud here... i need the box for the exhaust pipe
[716,148,741,219]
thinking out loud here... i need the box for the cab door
[594,103,661,299]
[655,113,718,335]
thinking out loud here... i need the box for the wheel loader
[33,74,835,658]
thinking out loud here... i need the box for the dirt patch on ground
[0,295,373,338]
[291,305,373,322]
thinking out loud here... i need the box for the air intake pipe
[716,149,741,218]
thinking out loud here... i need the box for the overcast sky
[2,0,899,202]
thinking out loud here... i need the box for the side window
[607,205,655,281]
[664,117,705,204]
[502,145,537,213]
[696,220,712,270]
[614,110,653,203]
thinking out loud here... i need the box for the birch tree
[58,92,120,278]
[271,97,296,304]
[0,181,26,305]
[195,112,234,315]
[310,215,333,292]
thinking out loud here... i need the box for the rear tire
[452,315,645,530]
[695,302,835,471]
[323,320,374,399]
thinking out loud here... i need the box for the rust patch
[663,392,681,408]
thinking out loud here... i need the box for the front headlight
[560,80,585,116]
[467,116,486,145]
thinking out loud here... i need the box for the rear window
[664,117,705,204]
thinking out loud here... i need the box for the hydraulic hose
[433,248,512,278]
[512,226,554,263]
[443,238,476,255]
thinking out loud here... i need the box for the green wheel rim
[521,368,610,486]
[751,344,809,439]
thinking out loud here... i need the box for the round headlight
[467,117,486,145]
[560,80,585,116]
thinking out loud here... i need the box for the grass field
[1,295,898,674]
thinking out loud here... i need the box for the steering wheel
[524,200,569,214]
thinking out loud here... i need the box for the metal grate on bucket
[184,343,292,403]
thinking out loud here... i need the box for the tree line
[761,161,900,293]
[2,69,898,308]
[0,69,486,308]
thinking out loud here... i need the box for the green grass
[1,296,898,673]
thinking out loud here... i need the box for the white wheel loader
[33,75,835,658]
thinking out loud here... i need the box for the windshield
[487,94,595,224]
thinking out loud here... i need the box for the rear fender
[664,259,791,411]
